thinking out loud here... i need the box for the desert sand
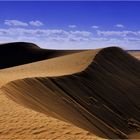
[0,43,140,139]
[0,43,102,139]
[0,49,99,87]
[0,43,101,139]
[0,91,103,139]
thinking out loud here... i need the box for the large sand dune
[0,42,140,139]
[0,91,100,139]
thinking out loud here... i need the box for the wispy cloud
[68,25,77,28]
[0,28,92,42]
[91,25,99,29]
[4,20,44,27]
[0,27,139,49]
[115,24,124,28]
[29,20,44,27]
[4,20,28,27]
[97,30,140,37]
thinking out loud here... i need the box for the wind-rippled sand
[0,44,102,139]
[0,44,139,139]
[0,92,102,139]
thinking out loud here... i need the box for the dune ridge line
[0,43,140,139]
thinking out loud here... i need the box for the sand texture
[0,42,140,139]
[0,92,102,139]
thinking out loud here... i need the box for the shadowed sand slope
[0,42,83,69]
[0,91,100,139]
[0,47,98,86]
[1,45,140,139]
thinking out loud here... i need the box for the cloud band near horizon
[0,20,140,50]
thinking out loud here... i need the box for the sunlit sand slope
[0,42,82,69]
[0,91,102,139]
[0,49,99,86]
[1,46,140,139]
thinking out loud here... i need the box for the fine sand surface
[0,49,99,87]
[0,91,102,139]
[0,43,140,139]
[0,43,101,140]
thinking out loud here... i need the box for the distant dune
[0,42,140,139]
[0,42,82,69]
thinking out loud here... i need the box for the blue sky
[0,1,140,50]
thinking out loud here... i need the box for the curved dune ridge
[0,43,140,139]
[0,42,83,69]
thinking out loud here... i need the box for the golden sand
[0,91,103,139]
[0,49,103,139]
[0,49,139,139]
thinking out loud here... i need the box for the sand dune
[0,42,140,139]
[0,45,99,86]
[0,92,101,139]
[0,42,83,69]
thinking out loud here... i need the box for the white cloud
[115,24,124,28]
[70,31,92,37]
[0,28,92,42]
[29,20,44,26]
[68,25,77,28]
[0,27,140,49]
[4,20,28,27]
[97,30,140,37]
[91,25,99,29]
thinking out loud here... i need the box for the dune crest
[1,45,140,139]
[0,42,102,86]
